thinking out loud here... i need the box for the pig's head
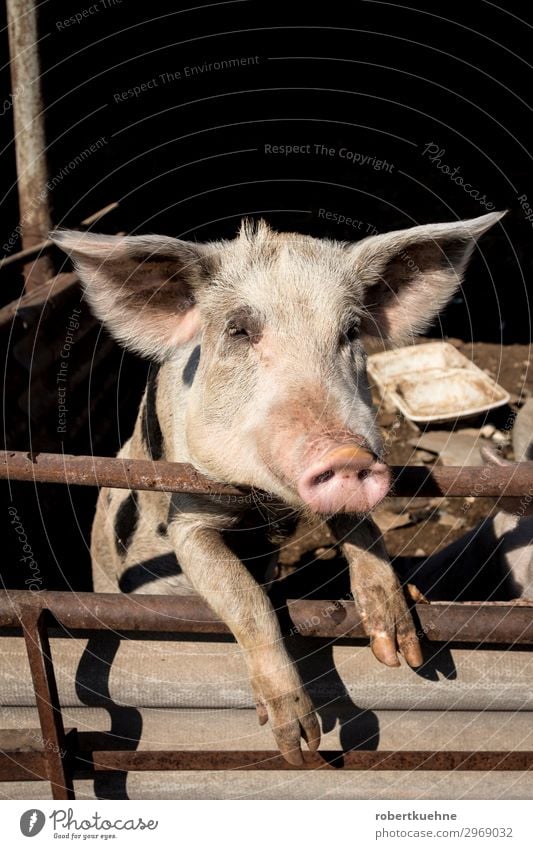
[52,212,503,514]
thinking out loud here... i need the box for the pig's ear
[350,211,505,345]
[50,230,218,360]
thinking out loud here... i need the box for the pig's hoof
[253,681,321,765]
[355,582,424,669]
[406,583,429,604]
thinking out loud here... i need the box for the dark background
[1,0,532,589]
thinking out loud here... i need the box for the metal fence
[1,450,533,799]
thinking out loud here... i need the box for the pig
[52,210,503,763]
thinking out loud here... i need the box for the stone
[373,509,413,533]
[408,429,490,466]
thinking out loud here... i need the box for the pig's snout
[297,443,391,514]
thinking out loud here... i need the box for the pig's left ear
[50,230,220,360]
[350,211,505,345]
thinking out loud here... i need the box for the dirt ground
[277,339,532,583]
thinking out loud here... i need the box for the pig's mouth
[293,439,391,515]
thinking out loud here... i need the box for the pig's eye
[227,324,249,339]
[341,322,360,346]
[225,311,262,344]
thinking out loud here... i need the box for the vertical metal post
[6,0,54,289]
[21,608,75,799]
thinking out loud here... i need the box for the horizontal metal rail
[77,749,533,772]
[3,746,532,780]
[1,591,533,644]
[3,450,533,497]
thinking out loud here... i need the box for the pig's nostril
[312,469,335,486]
[311,466,375,487]
[298,443,390,513]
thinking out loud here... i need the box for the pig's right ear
[50,230,218,360]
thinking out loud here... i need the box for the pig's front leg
[168,519,320,764]
[329,515,423,668]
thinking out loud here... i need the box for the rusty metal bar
[20,609,75,799]
[392,463,533,498]
[0,591,224,633]
[2,450,533,498]
[83,749,533,772]
[287,598,533,644]
[0,451,243,497]
[0,202,120,271]
[1,747,532,778]
[1,592,532,644]
[0,751,47,781]
[0,728,76,782]
[6,0,54,289]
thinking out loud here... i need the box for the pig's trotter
[250,669,321,765]
[359,576,423,669]
[406,583,429,604]
[330,516,424,669]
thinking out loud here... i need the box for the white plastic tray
[368,341,510,422]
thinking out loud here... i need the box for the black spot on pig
[114,492,139,556]
[142,363,164,460]
[182,345,201,386]
[119,553,183,592]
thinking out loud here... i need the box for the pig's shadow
[286,634,381,760]
[75,633,142,799]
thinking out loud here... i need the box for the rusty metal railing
[1,591,533,799]
[1,451,533,799]
[3,450,533,497]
